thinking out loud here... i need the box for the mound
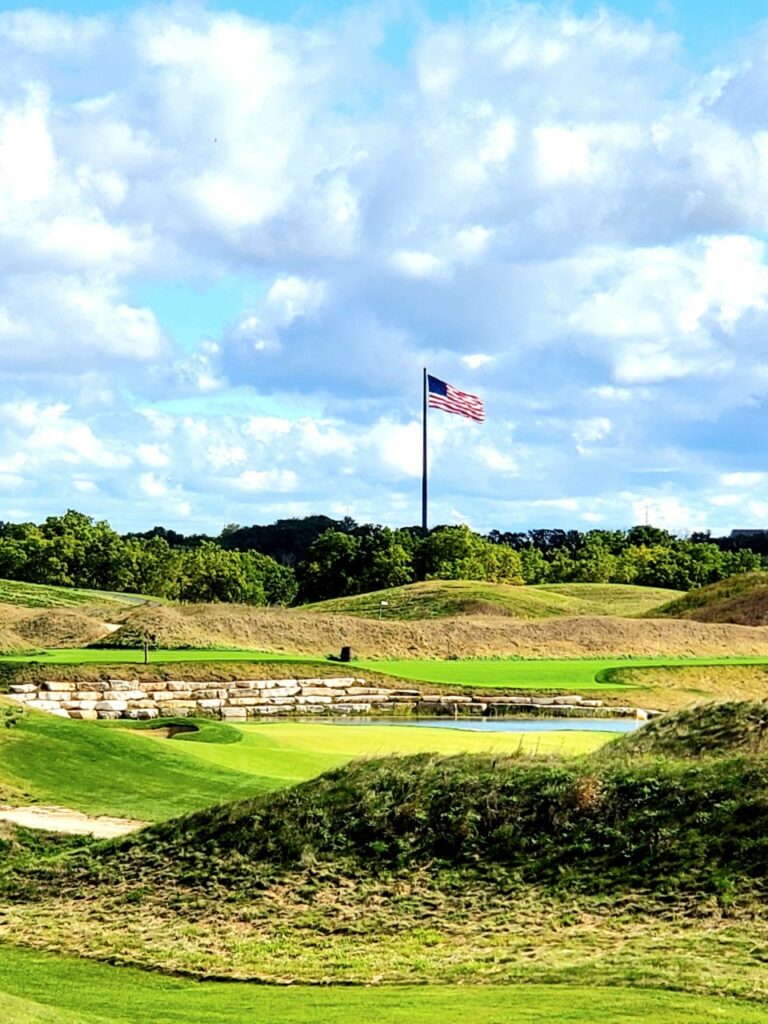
[14,609,111,649]
[11,750,768,904]
[605,700,768,759]
[307,580,682,621]
[652,572,768,625]
[95,604,210,649]
[92,602,768,658]
[0,626,28,656]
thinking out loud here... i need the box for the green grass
[0,578,155,609]
[653,572,768,618]
[358,654,768,689]
[156,720,608,782]
[9,648,768,694]
[0,712,264,819]
[0,709,609,819]
[1,946,763,1024]
[306,579,682,620]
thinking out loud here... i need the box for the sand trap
[0,804,146,838]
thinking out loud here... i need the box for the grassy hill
[0,578,154,610]
[305,580,683,620]
[6,704,768,997]
[652,572,768,625]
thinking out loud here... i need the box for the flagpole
[422,367,428,531]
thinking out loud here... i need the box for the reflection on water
[287,717,641,734]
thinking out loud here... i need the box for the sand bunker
[0,805,146,838]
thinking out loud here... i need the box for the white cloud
[137,444,169,469]
[233,469,299,492]
[5,5,768,533]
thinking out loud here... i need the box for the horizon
[4,1,768,535]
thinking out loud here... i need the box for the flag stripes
[427,374,485,422]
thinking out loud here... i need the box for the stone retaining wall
[6,677,654,720]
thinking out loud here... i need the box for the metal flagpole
[422,367,428,531]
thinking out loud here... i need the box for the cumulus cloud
[4,3,768,532]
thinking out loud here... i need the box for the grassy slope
[0,712,265,819]
[652,572,768,621]
[0,578,153,609]
[306,580,682,620]
[1,948,762,1024]
[0,708,610,818]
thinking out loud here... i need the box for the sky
[3,1,768,536]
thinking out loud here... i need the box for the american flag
[427,374,485,423]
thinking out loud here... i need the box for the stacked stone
[6,679,655,720]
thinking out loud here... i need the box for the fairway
[358,654,768,689]
[1,944,766,1024]
[145,720,609,783]
[0,711,610,819]
[8,649,768,692]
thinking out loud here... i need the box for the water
[299,717,640,734]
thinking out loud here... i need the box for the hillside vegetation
[653,571,768,625]
[0,578,148,610]
[7,704,768,996]
[307,580,682,620]
[90,602,768,659]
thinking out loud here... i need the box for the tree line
[0,511,763,605]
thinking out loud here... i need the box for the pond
[310,717,641,734]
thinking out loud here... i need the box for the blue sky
[3,0,768,535]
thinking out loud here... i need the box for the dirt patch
[0,805,146,838]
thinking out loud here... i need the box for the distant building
[730,529,768,538]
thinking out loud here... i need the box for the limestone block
[580,700,604,708]
[68,710,99,720]
[138,680,164,692]
[107,679,139,690]
[157,705,193,717]
[392,689,421,696]
[63,700,97,711]
[345,687,391,696]
[332,693,371,704]
[41,681,74,692]
[151,691,173,702]
[191,689,229,700]
[234,680,262,689]
[161,700,197,710]
[261,697,297,706]
[125,709,159,720]
[552,696,584,705]
[220,707,247,719]
[126,699,158,710]
[94,700,128,711]
[103,689,145,701]
[268,685,300,697]
[310,677,354,689]
[226,696,262,707]
[3,695,27,704]
[300,677,356,688]
[166,681,191,692]
[9,684,37,694]
[296,695,333,705]
[249,705,279,715]
[29,700,64,711]
[97,710,123,720]
[74,691,103,701]
[198,698,224,709]
[49,709,71,718]
[161,689,192,700]
[486,696,531,705]
[330,703,374,714]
